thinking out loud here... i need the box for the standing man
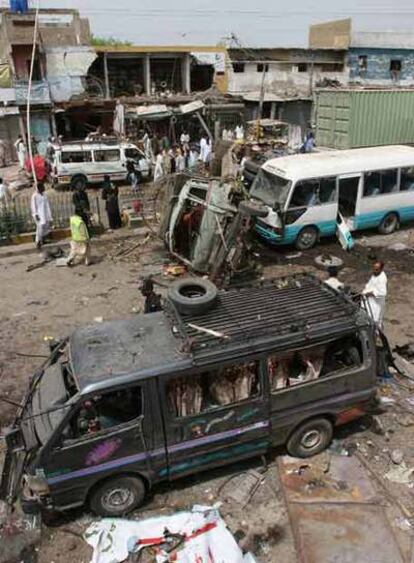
[0,139,7,168]
[363,261,388,328]
[102,175,122,230]
[31,183,52,248]
[67,212,91,266]
[0,177,11,210]
[126,159,141,193]
[14,135,26,170]
[72,182,91,232]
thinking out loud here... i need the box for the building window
[257,63,269,73]
[232,62,245,73]
[390,59,402,80]
[358,55,367,75]
[298,63,308,72]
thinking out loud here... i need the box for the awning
[243,92,311,102]
[127,104,172,120]
[0,106,20,117]
[179,100,205,114]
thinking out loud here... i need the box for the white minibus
[49,139,151,189]
[251,145,414,249]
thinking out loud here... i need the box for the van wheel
[378,212,399,235]
[71,175,87,190]
[287,418,333,458]
[89,475,146,517]
[295,227,318,250]
[168,277,218,315]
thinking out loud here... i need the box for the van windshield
[250,169,291,208]
[31,357,78,445]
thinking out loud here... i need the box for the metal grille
[169,274,360,362]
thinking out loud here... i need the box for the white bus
[251,145,414,249]
[49,139,151,189]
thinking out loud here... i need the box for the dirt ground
[1,225,414,562]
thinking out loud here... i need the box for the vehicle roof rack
[166,273,367,366]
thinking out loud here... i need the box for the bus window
[94,150,121,162]
[400,167,414,191]
[363,169,398,197]
[61,151,92,164]
[289,177,336,208]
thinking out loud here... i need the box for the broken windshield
[32,356,78,445]
[250,169,292,208]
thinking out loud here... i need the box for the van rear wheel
[287,417,333,458]
[71,174,87,190]
[89,475,146,517]
[378,212,399,235]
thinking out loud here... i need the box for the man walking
[363,261,388,328]
[67,212,91,266]
[72,182,91,232]
[31,183,52,248]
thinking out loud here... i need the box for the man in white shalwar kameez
[31,184,52,248]
[363,261,387,328]
[14,135,26,170]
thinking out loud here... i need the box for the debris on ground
[314,254,344,269]
[84,505,257,563]
[384,463,414,484]
[219,469,266,506]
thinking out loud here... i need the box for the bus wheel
[90,475,146,517]
[71,174,87,190]
[378,212,399,235]
[295,226,318,250]
[287,417,333,458]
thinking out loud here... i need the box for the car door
[160,358,270,479]
[41,379,166,509]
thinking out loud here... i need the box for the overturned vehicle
[157,174,268,283]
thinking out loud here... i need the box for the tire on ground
[89,475,146,517]
[238,200,269,218]
[286,417,333,458]
[168,277,218,315]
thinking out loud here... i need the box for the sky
[6,0,414,47]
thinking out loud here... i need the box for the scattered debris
[388,243,410,252]
[285,252,302,260]
[163,264,187,277]
[219,469,266,506]
[93,317,104,323]
[371,415,386,435]
[84,505,257,563]
[394,517,412,532]
[390,449,404,465]
[385,463,414,485]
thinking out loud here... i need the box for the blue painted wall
[349,48,414,82]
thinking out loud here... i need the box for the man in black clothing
[72,183,91,233]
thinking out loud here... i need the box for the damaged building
[0,7,95,157]
[227,47,347,133]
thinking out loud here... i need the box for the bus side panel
[356,193,414,230]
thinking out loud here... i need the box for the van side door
[160,359,270,479]
[40,379,166,510]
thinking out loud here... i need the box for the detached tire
[238,200,269,218]
[89,475,146,517]
[378,212,399,235]
[295,226,318,250]
[287,417,333,458]
[168,277,218,315]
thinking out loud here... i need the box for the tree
[91,35,133,47]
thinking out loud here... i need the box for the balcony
[14,80,51,105]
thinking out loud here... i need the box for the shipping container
[314,89,414,149]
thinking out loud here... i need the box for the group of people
[153,135,212,182]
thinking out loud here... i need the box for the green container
[314,89,414,149]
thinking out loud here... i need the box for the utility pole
[257,64,267,141]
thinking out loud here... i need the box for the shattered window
[289,177,336,208]
[94,150,121,162]
[62,386,143,441]
[61,151,92,164]
[250,169,291,207]
[401,167,414,191]
[167,362,261,418]
[363,169,398,197]
[268,335,363,392]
